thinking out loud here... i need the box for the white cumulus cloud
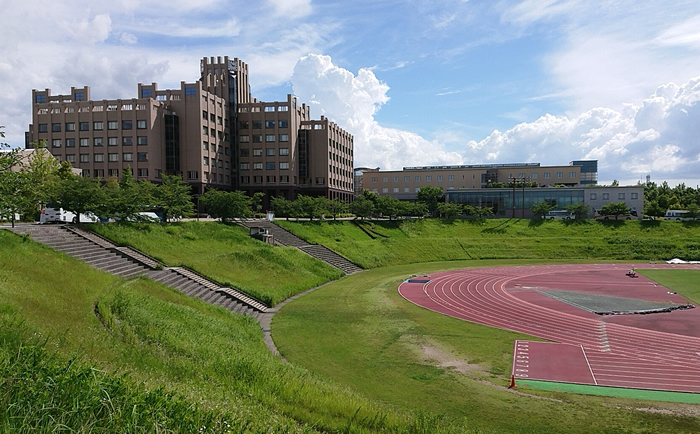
[464,76,700,184]
[291,54,463,170]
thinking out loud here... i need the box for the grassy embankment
[276,218,700,268]
[0,230,469,433]
[90,221,343,306]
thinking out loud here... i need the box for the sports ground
[398,263,700,396]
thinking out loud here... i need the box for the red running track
[398,263,700,393]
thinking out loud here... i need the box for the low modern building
[26,56,354,206]
[361,161,595,200]
[446,185,644,218]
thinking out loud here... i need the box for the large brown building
[26,56,354,205]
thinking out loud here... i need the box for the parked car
[594,210,639,220]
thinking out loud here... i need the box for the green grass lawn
[89,221,343,306]
[0,230,467,433]
[276,218,700,268]
[273,259,700,433]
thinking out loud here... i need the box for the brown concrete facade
[362,163,583,200]
[26,56,354,204]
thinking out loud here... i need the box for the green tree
[376,195,401,219]
[436,202,463,218]
[201,189,254,222]
[469,205,494,218]
[530,201,556,219]
[155,174,194,222]
[270,196,294,218]
[643,200,666,219]
[23,145,60,207]
[350,196,375,219]
[600,201,631,219]
[0,171,34,227]
[325,198,348,220]
[416,186,444,217]
[295,195,320,220]
[49,174,104,224]
[685,203,700,219]
[111,166,153,221]
[565,202,591,219]
[402,201,428,217]
[251,192,265,216]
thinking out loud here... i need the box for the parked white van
[545,210,574,219]
[665,210,691,221]
[40,206,99,224]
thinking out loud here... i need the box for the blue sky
[2,0,700,186]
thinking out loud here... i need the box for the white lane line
[581,344,598,385]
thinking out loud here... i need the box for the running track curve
[398,263,700,393]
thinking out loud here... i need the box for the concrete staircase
[236,219,364,275]
[9,225,149,278]
[147,267,267,320]
[6,224,268,320]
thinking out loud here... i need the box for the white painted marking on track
[581,345,598,385]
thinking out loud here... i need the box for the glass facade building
[446,188,586,217]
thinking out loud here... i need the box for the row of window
[329,165,351,179]
[238,105,289,113]
[38,120,147,133]
[239,134,289,143]
[64,152,148,163]
[37,105,148,115]
[590,192,639,200]
[202,127,229,141]
[372,174,458,183]
[240,148,290,157]
[51,137,148,147]
[202,142,230,155]
[238,120,289,129]
[202,111,225,126]
[510,172,576,179]
[187,171,230,183]
[240,162,290,170]
[329,151,351,166]
[376,187,426,194]
[81,168,149,179]
[371,171,578,183]
[239,175,293,184]
[202,157,229,169]
[329,139,352,156]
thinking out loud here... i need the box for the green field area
[4,219,700,433]
[273,260,700,433]
[276,218,700,268]
[89,221,343,306]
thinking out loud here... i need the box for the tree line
[644,181,700,218]
[0,147,196,226]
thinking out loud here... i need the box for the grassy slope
[276,218,700,268]
[0,230,456,433]
[89,221,343,306]
[274,260,700,433]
